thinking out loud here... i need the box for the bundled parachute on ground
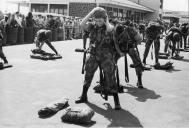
[61,107,95,124]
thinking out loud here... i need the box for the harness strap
[125,53,129,83]
[151,42,154,60]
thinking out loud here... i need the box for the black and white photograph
[0,0,189,127]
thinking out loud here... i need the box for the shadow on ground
[86,102,143,128]
[61,120,96,128]
[165,68,181,73]
[122,84,161,102]
[175,58,189,63]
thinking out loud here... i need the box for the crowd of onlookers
[0,11,188,46]
[0,12,83,45]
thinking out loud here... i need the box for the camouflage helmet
[93,7,107,19]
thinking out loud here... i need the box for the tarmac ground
[0,39,189,128]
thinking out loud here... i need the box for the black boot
[1,55,8,64]
[142,58,146,65]
[3,58,8,64]
[137,74,143,89]
[75,86,89,104]
[114,93,121,110]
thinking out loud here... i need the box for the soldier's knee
[102,60,115,73]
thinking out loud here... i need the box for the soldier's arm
[105,15,114,32]
[0,30,3,40]
[80,7,100,31]
[132,28,142,44]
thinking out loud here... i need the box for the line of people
[0,12,83,45]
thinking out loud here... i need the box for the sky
[0,0,189,13]
[163,0,188,11]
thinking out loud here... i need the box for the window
[118,9,123,17]
[113,8,118,17]
[31,4,48,13]
[50,4,68,15]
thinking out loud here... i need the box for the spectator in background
[7,14,19,28]
[46,15,54,29]
[0,15,9,28]
[35,14,46,29]
[26,12,34,27]
[15,12,22,27]
[21,14,26,27]
[0,15,9,45]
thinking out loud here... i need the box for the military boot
[114,94,121,110]
[75,86,89,104]
[137,74,143,89]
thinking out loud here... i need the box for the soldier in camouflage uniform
[34,29,59,55]
[0,29,8,65]
[164,26,183,57]
[75,7,121,110]
[143,22,164,66]
[113,21,144,88]
[180,23,189,49]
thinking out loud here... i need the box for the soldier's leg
[101,54,121,109]
[154,38,160,64]
[0,45,8,64]
[143,39,153,64]
[172,41,176,57]
[75,56,98,104]
[164,33,172,53]
[101,57,118,93]
[128,48,143,89]
[180,36,183,48]
[113,93,121,110]
[164,39,170,53]
[183,36,187,49]
[176,41,180,56]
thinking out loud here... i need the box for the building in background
[129,0,163,20]
[163,10,189,23]
[7,0,163,22]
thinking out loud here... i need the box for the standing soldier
[75,7,121,110]
[164,26,183,58]
[0,29,9,65]
[180,23,189,49]
[143,22,164,66]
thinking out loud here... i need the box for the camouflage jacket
[87,23,115,54]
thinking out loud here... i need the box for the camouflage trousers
[115,47,143,77]
[164,38,180,56]
[128,48,143,76]
[84,48,118,93]
[180,35,187,49]
[143,38,160,64]
[0,42,7,63]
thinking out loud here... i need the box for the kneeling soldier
[34,29,59,55]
